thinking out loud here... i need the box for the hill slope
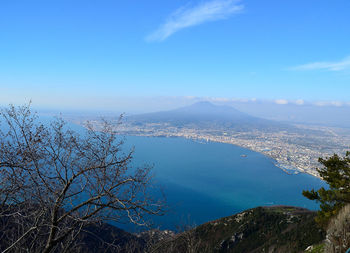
[151,206,325,253]
[0,205,325,252]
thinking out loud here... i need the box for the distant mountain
[127,101,295,132]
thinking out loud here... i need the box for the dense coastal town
[81,119,350,178]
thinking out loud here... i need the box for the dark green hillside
[0,205,326,252]
[152,206,325,253]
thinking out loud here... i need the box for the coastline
[120,132,322,180]
[78,117,348,181]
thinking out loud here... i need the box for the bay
[121,135,325,231]
[0,116,326,232]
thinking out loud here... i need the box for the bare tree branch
[0,104,164,253]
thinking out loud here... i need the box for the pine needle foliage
[303,152,350,227]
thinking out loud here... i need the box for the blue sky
[0,0,350,111]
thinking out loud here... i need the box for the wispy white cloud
[295,99,304,105]
[314,101,345,107]
[146,0,244,42]
[291,56,350,72]
[157,96,350,108]
[275,99,289,105]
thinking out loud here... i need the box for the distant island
[77,102,350,178]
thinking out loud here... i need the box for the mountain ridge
[126,101,293,132]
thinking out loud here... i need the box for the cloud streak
[146,0,244,42]
[291,56,350,72]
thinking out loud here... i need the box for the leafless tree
[0,104,164,252]
[146,224,210,253]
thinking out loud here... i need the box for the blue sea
[0,116,326,232]
[121,135,325,231]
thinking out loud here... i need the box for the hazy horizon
[17,97,350,129]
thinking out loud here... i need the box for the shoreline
[122,133,322,180]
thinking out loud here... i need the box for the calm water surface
[3,118,325,231]
[121,135,325,231]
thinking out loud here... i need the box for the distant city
[71,102,350,178]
